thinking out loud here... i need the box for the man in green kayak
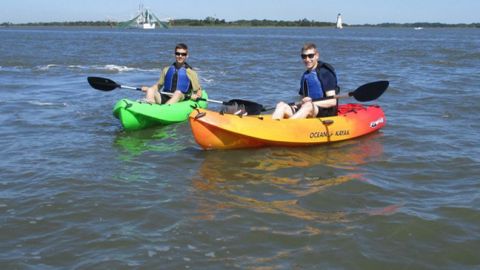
[272,43,339,119]
[141,43,202,104]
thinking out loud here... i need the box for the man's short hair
[175,43,188,52]
[301,43,317,53]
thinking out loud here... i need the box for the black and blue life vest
[163,63,192,94]
[299,61,339,99]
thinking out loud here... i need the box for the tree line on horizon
[1,17,479,28]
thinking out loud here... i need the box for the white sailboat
[336,13,343,29]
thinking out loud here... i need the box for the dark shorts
[160,94,171,104]
[160,92,192,104]
[316,106,337,117]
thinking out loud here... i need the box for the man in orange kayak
[272,43,339,119]
[141,43,202,104]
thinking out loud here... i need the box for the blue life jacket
[163,63,191,94]
[299,61,339,99]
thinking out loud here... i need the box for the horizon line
[2,19,479,26]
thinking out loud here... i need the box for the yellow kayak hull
[189,104,386,150]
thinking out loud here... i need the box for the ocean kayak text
[309,130,350,138]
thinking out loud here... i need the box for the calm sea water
[1,26,479,269]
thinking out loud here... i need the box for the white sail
[336,13,343,29]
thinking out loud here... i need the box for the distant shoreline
[1,19,479,28]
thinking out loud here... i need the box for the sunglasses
[301,53,315,59]
[175,52,187,57]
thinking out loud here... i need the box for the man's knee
[300,101,316,117]
[300,102,313,110]
[274,102,284,110]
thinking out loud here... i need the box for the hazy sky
[1,0,479,24]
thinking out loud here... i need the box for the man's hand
[190,91,201,101]
[301,96,312,103]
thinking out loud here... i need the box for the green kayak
[113,91,208,130]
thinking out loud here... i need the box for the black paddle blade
[226,99,265,115]
[87,77,120,91]
[351,80,389,102]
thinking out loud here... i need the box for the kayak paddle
[291,80,389,104]
[259,80,390,112]
[87,76,265,110]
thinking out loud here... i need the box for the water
[1,26,479,269]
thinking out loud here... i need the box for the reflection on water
[367,202,404,216]
[192,135,385,224]
[112,124,187,160]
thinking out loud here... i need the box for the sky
[1,0,479,24]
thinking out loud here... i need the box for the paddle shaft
[262,93,352,111]
[159,91,224,105]
[118,83,225,104]
[120,85,142,91]
[262,80,388,111]
[119,85,225,104]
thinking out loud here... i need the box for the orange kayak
[189,104,386,150]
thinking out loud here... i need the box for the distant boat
[336,13,343,29]
[137,7,155,29]
[118,4,170,29]
[414,27,424,30]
